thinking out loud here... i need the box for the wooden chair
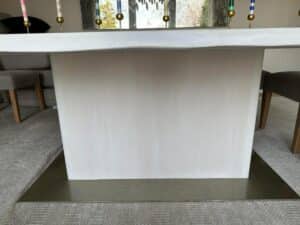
[259,71,300,154]
[0,54,49,123]
[0,73,45,123]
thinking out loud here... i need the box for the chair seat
[263,71,300,102]
[0,70,39,90]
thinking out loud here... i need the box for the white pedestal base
[51,48,263,180]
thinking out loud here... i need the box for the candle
[56,0,63,18]
[95,0,100,17]
[95,0,102,27]
[164,0,169,16]
[248,0,256,21]
[116,0,124,27]
[163,0,170,26]
[20,0,29,27]
[228,0,235,18]
[56,0,64,25]
[117,0,122,13]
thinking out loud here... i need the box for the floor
[1,95,300,224]
[12,201,300,225]
[254,96,300,194]
[19,153,298,202]
[0,106,62,225]
[16,95,300,204]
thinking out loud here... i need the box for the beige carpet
[3,96,300,225]
[0,107,62,225]
[13,201,300,225]
[254,96,300,195]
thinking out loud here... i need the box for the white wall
[231,0,300,72]
[0,0,83,32]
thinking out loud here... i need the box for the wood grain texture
[259,91,272,129]
[35,77,46,110]
[8,89,21,123]
[51,48,263,180]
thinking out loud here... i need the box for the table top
[0,28,299,53]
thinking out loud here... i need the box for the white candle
[56,0,63,18]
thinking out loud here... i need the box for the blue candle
[249,0,255,15]
[95,0,100,17]
[117,0,122,13]
[116,0,124,26]
[95,0,102,27]
[248,0,256,21]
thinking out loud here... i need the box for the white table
[1,28,299,180]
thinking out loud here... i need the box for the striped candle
[56,0,63,18]
[20,0,29,24]
[249,0,255,15]
[248,0,256,22]
[249,0,255,16]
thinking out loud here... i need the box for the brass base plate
[19,153,299,202]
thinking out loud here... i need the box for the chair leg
[35,76,46,110]
[292,105,300,154]
[8,89,21,123]
[259,91,272,129]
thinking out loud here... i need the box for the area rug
[254,96,300,195]
[13,201,300,225]
[0,107,62,225]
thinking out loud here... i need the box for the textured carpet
[0,107,62,225]
[254,96,300,195]
[12,201,300,225]
[5,96,300,225]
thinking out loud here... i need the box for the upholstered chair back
[0,54,51,70]
[0,13,10,33]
